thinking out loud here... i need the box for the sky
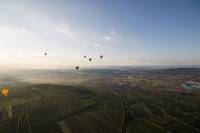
[0,0,200,67]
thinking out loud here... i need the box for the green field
[0,68,200,133]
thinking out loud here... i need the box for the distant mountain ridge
[164,68,200,72]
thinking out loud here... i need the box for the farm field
[0,68,200,133]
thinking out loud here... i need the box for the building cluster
[121,74,132,78]
[98,82,134,96]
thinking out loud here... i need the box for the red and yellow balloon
[1,89,10,96]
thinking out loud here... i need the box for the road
[152,103,200,132]
[142,118,168,131]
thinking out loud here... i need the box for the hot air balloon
[100,55,103,59]
[84,55,86,58]
[1,89,10,97]
[76,66,79,70]
[89,58,92,61]
[44,53,47,56]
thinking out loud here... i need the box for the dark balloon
[44,53,47,56]
[76,66,79,70]
[89,58,92,61]
[100,55,103,59]
[84,55,86,58]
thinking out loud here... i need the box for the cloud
[122,56,152,61]
[102,31,120,41]
[122,56,149,61]
[94,44,100,47]
[0,4,84,45]
[104,36,110,41]
[105,46,112,50]
[0,17,81,43]
[122,56,133,60]
[121,56,180,64]
[0,52,66,59]
[37,21,84,44]
[54,24,80,42]
[111,31,120,40]
[70,55,82,60]
[82,46,87,49]
[0,26,28,34]
[134,58,147,61]
[27,18,81,43]
[0,52,22,57]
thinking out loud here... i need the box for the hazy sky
[0,0,200,67]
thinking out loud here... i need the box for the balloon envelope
[76,66,79,70]
[44,53,47,56]
[1,89,10,96]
